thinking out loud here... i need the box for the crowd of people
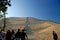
[0,28,58,40]
[0,29,28,40]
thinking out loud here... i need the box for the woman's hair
[6,30,11,34]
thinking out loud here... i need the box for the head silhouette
[53,31,56,35]
[18,29,20,32]
[7,30,11,33]
[53,31,55,33]
[22,29,25,32]
[12,30,15,34]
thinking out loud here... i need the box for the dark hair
[12,30,15,34]
[6,30,11,34]
[22,29,25,32]
[18,29,20,32]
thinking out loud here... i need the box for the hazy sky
[6,0,60,23]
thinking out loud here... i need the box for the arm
[25,34,28,40]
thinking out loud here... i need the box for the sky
[6,0,60,23]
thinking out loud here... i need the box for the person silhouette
[11,30,15,40]
[21,29,28,40]
[53,31,58,40]
[0,29,4,40]
[5,30,12,40]
[15,29,21,40]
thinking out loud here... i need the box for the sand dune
[0,17,60,40]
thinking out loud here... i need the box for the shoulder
[24,32,26,35]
